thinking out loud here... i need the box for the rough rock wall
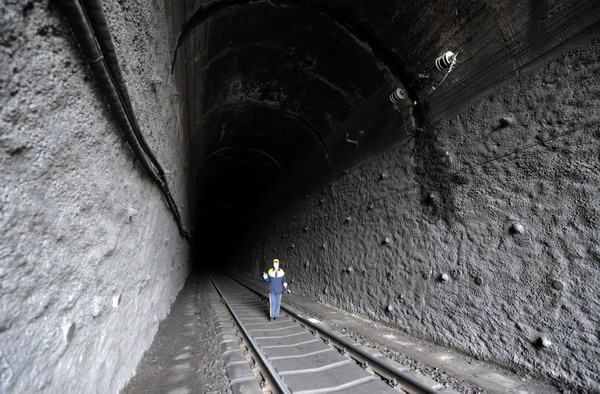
[0,1,190,392]
[232,38,600,390]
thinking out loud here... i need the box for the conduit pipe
[58,0,191,243]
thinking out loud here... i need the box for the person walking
[263,258,288,321]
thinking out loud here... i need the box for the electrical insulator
[435,51,456,70]
[389,88,406,104]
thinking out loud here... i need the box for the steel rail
[226,273,440,394]
[208,274,291,394]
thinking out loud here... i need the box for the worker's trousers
[269,292,282,318]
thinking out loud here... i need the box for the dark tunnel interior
[187,2,419,264]
[3,0,600,391]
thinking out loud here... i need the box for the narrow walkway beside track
[121,274,230,394]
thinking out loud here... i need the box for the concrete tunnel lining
[173,0,417,86]
[181,2,600,391]
[198,100,335,176]
[182,0,418,226]
[1,0,599,392]
[194,100,337,213]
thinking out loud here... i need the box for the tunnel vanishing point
[1,0,599,392]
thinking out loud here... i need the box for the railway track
[208,273,441,394]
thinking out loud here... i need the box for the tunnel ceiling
[176,0,600,227]
[179,1,417,223]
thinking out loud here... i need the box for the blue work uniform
[264,268,287,318]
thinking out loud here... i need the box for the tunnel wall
[0,1,190,392]
[232,36,600,390]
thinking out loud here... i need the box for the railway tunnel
[1,0,599,392]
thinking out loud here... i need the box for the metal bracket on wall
[346,130,365,146]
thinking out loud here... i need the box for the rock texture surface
[231,39,600,391]
[0,1,190,392]
[2,0,599,392]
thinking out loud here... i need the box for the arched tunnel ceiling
[173,0,600,226]
[178,1,417,222]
